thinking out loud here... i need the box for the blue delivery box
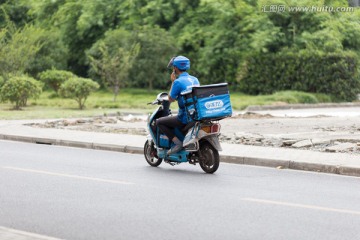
[181,83,232,121]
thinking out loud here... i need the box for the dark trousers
[156,115,185,140]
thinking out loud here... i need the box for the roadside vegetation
[0,0,359,119]
[0,89,332,120]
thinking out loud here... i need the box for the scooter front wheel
[144,140,162,167]
[199,142,219,174]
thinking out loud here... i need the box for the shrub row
[0,70,99,110]
[238,51,360,101]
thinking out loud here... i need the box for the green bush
[38,69,75,93]
[0,75,43,110]
[59,77,99,109]
[239,51,360,101]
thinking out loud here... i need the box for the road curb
[338,165,360,177]
[93,143,126,152]
[215,155,360,177]
[0,134,141,154]
[1,133,359,177]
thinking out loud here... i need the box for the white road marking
[242,198,360,215]
[0,226,61,240]
[2,166,135,185]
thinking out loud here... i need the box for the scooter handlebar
[148,93,169,105]
[148,100,160,105]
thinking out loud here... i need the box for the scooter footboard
[157,149,189,162]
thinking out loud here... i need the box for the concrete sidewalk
[0,121,359,177]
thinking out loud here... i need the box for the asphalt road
[0,140,360,240]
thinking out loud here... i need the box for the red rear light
[211,123,220,133]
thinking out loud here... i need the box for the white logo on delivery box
[205,100,224,109]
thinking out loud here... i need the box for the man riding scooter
[156,56,200,154]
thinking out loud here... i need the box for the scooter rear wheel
[199,142,219,174]
[144,140,162,167]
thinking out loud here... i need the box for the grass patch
[0,105,151,120]
[0,89,332,120]
[230,91,332,110]
[32,88,159,109]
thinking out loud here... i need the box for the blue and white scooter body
[146,102,189,163]
[144,92,222,173]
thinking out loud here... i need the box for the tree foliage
[0,0,33,28]
[26,28,69,77]
[0,23,43,79]
[87,26,177,91]
[0,76,4,88]
[88,41,140,101]
[0,0,359,101]
[128,26,178,90]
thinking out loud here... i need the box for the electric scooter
[144,86,231,174]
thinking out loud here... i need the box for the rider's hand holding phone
[171,70,176,82]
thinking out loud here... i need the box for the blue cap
[167,56,190,71]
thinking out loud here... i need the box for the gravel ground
[27,112,360,155]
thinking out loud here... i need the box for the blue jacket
[170,72,200,124]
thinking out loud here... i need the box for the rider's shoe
[167,143,182,155]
